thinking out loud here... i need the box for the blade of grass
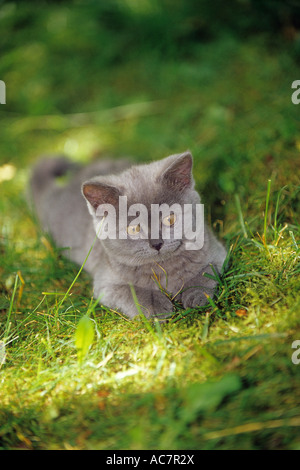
[4,273,19,339]
[274,185,288,241]
[263,179,272,246]
[203,416,300,440]
[289,230,299,251]
[234,194,247,238]
[57,220,105,311]
[201,311,210,342]
[129,284,164,343]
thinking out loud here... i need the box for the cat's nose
[150,240,164,251]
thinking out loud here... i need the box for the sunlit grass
[0,177,299,448]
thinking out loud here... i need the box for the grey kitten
[30,151,227,319]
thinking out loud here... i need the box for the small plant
[74,315,95,364]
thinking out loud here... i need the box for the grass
[0,2,300,450]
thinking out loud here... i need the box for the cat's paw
[152,293,174,320]
[181,287,210,309]
[140,291,174,320]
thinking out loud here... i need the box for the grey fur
[30,152,227,319]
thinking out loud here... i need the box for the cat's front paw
[139,291,174,320]
[181,287,210,309]
[97,284,173,320]
[147,293,174,320]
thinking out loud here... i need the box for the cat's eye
[162,214,176,226]
[127,224,141,236]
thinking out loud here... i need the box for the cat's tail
[29,156,78,211]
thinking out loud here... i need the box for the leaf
[235,308,248,317]
[74,315,95,364]
[181,374,242,423]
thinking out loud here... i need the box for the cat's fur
[30,151,227,319]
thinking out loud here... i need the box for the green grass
[0,2,300,450]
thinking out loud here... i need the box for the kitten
[30,151,227,319]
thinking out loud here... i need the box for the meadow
[0,1,300,449]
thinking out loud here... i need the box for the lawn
[0,1,300,450]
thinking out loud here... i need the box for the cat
[30,151,227,319]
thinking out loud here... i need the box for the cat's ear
[161,151,193,191]
[82,181,120,212]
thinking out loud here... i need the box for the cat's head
[82,151,201,266]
